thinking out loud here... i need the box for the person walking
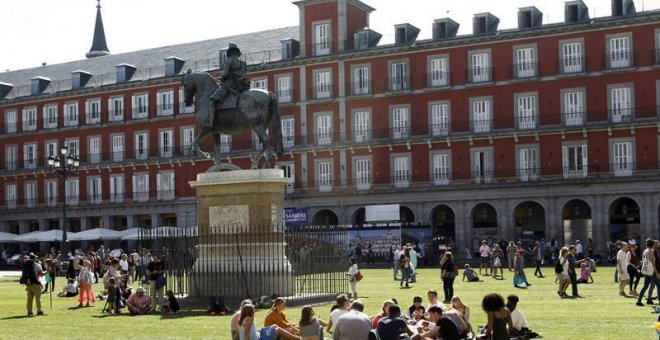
[399,250,411,288]
[513,249,531,288]
[506,241,517,272]
[557,247,570,298]
[392,244,402,280]
[567,245,586,298]
[77,260,96,307]
[616,242,630,296]
[479,241,490,275]
[147,253,165,310]
[533,240,544,277]
[636,238,660,306]
[440,252,456,303]
[347,256,359,299]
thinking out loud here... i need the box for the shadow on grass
[159,309,215,319]
[0,314,35,320]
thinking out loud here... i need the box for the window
[45,180,57,206]
[159,130,173,158]
[430,102,450,136]
[607,35,632,69]
[471,98,491,133]
[389,61,409,91]
[64,102,79,127]
[560,41,584,73]
[314,22,330,56]
[179,88,194,114]
[89,137,101,164]
[611,140,634,176]
[23,143,37,169]
[108,97,124,121]
[65,140,79,158]
[5,183,17,209]
[132,94,148,119]
[157,90,174,116]
[5,145,17,171]
[25,182,37,207]
[431,152,450,185]
[252,78,268,90]
[112,135,124,161]
[5,110,17,133]
[88,177,102,203]
[472,149,493,183]
[517,146,539,181]
[391,106,410,139]
[609,85,633,122]
[282,118,295,149]
[45,141,57,160]
[86,99,101,124]
[314,70,331,99]
[515,46,536,78]
[354,158,372,190]
[157,172,175,200]
[182,127,195,156]
[516,94,537,130]
[352,65,370,95]
[65,178,79,205]
[562,89,585,126]
[429,56,449,87]
[110,174,124,203]
[132,173,149,202]
[316,114,332,145]
[22,107,37,131]
[279,163,295,194]
[43,105,58,129]
[562,144,588,178]
[353,110,371,142]
[220,134,231,153]
[393,155,411,188]
[276,76,292,103]
[317,161,333,192]
[135,132,148,160]
[469,51,491,83]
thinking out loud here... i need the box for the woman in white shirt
[347,256,359,299]
[557,247,570,298]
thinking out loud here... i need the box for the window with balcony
[517,145,539,181]
[88,137,101,164]
[182,127,195,156]
[313,70,332,99]
[471,97,491,133]
[276,75,292,103]
[469,51,491,83]
[43,105,58,129]
[393,155,411,188]
[354,158,372,190]
[428,56,449,87]
[65,178,79,205]
[279,163,295,194]
[430,102,450,136]
[86,99,101,124]
[562,143,588,178]
[282,118,295,149]
[5,183,17,209]
[610,139,634,176]
[431,152,450,185]
[389,61,409,91]
[472,148,493,183]
[45,141,57,160]
[22,107,37,131]
[64,102,79,127]
[353,110,371,142]
[135,132,148,160]
[609,85,633,122]
[314,22,331,56]
[159,129,173,158]
[5,145,17,171]
[560,40,584,73]
[65,140,79,158]
[515,93,537,130]
[317,161,333,192]
[25,182,37,207]
[157,171,175,200]
[132,94,148,119]
[45,180,57,207]
[351,65,370,95]
[607,34,632,69]
[252,78,268,90]
[132,173,149,202]
[316,113,332,145]
[179,88,194,114]
[111,134,124,162]
[110,174,124,203]
[157,90,174,116]
[23,143,37,169]
[514,46,537,78]
[562,89,585,126]
[88,177,102,204]
[391,106,410,139]
[108,97,124,122]
[5,110,17,133]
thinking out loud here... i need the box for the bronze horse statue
[182,70,284,170]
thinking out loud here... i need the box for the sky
[1,0,660,72]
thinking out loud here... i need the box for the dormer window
[565,0,589,23]
[280,39,300,60]
[71,71,92,90]
[116,64,137,83]
[394,24,420,45]
[518,7,542,29]
[31,77,51,95]
[473,13,499,35]
[164,57,185,77]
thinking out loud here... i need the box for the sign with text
[365,204,400,222]
[285,208,308,227]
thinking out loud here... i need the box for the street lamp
[47,145,80,257]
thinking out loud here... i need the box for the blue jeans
[442,276,455,302]
[400,267,410,286]
[637,274,660,303]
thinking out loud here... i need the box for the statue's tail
[270,92,285,157]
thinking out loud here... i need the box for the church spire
[86,0,110,58]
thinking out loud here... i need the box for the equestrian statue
[182,43,284,171]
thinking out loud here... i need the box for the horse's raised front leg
[253,125,272,169]
[192,128,212,159]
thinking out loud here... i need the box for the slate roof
[0,26,299,99]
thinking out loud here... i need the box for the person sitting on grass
[371,300,394,329]
[57,278,78,297]
[462,264,482,282]
[577,262,594,283]
[264,297,300,336]
[231,299,253,340]
[161,289,180,314]
[298,305,328,340]
[126,287,152,315]
[505,294,540,339]
[408,296,425,317]
[327,294,351,333]
[411,306,464,340]
[377,304,414,340]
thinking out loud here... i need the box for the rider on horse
[206,43,249,128]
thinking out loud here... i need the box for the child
[161,290,180,314]
[106,277,118,314]
[58,279,78,297]
[462,264,481,282]
[577,262,593,283]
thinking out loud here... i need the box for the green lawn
[0,267,657,339]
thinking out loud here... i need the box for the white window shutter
[562,146,568,178]
[581,145,588,176]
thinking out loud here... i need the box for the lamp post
[47,145,80,257]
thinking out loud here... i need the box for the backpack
[259,326,277,340]
[19,259,38,285]
[554,259,563,274]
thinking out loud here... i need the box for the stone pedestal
[188,169,293,298]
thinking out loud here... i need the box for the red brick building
[1,0,658,255]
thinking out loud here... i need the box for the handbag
[641,255,655,276]
[493,257,502,267]
[354,271,363,282]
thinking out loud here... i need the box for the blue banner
[285,208,308,227]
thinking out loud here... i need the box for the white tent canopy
[15,230,65,242]
[119,228,146,241]
[0,231,19,242]
[67,228,122,241]
[120,226,197,240]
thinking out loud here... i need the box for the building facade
[1,0,659,255]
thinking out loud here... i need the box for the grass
[0,266,657,339]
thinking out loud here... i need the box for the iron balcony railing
[424,72,451,88]
[386,76,411,92]
[511,62,539,79]
[276,88,295,104]
[348,80,372,96]
[557,57,587,74]
[467,67,494,83]
[310,85,335,100]
[605,51,635,70]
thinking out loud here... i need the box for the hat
[136,287,146,293]
[576,240,581,243]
